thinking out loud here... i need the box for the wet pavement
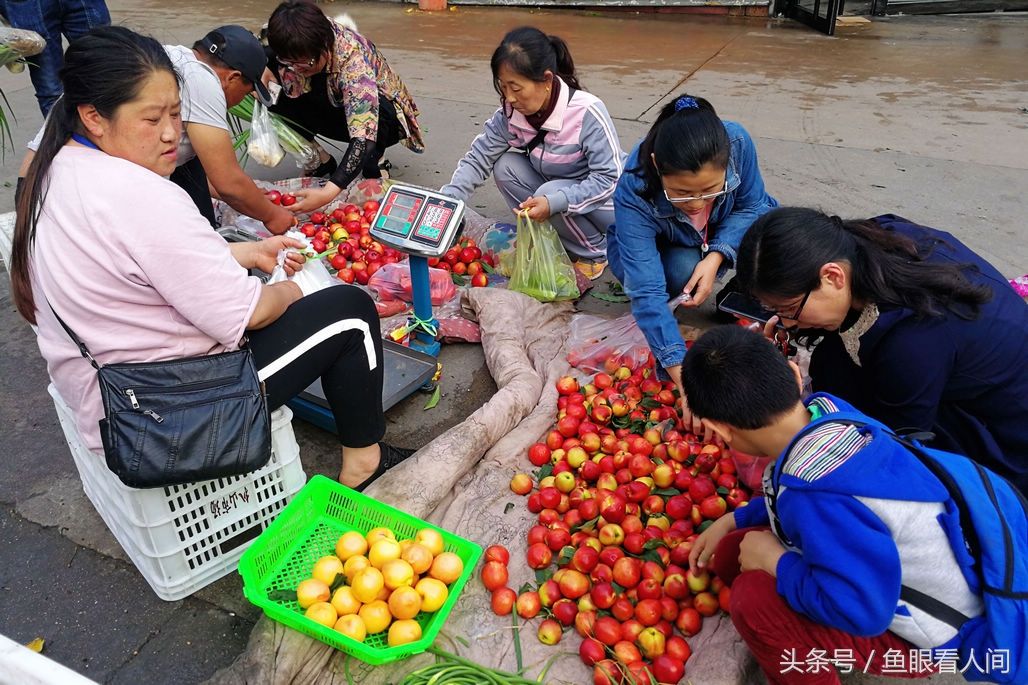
[0,1,1025,683]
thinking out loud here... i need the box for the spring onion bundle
[229,94,318,168]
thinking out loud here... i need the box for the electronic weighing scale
[281,184,466,432]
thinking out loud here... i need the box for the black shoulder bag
[48,304,272,489]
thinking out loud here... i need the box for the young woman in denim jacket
[610,95,777,424]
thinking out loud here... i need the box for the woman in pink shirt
[9,26,412,491]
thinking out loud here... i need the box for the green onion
[228,94,317,167]
[396,646,545,685]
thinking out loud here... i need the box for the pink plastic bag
[731,448,772,494]
[368,262,456,305]
[567,312,654,374]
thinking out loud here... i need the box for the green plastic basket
[238,475,483,665]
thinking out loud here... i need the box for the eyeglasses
[771,288,812,322]
[663,180,728,205]
[280,56,317,69]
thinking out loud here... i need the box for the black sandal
[353,443,416,492]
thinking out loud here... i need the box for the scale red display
[374,189,456,249]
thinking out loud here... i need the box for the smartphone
[717,291,778,326]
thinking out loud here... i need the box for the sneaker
[575,260,607,281]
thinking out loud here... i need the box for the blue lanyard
[71,133,99,150]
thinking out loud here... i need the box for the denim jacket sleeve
[707,124,775,266]
[613,175,687,371]
[440,108,511,201]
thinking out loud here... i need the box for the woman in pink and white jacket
[441,27,625,280]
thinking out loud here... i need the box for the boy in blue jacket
[685,325,985,685]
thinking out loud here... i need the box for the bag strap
[46,301,100,370]
[828,417,977,628]
[519,128,548,155]
[516,87,578,156]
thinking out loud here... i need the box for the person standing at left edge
[0,0,111,115]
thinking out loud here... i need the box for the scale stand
[289,184,465,432]
[406,255,441,357]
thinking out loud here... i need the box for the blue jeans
[659,243,703,298]
[0,0,111,115]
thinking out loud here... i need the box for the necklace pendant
[701,242,709,252]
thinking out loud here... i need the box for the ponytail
[547,34,581,90]
[490,26,584,104]
[10,26,177,324]
[11,103,72,323]
[632,94,729,201]
[736,207,993,326]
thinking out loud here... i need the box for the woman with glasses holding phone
[264,1,424,213]
[610,94,777,427]
[736,207,1028,494]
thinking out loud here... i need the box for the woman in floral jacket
[266,1,424,212]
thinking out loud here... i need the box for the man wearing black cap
[20,25,293,233]
[167,25,292,231]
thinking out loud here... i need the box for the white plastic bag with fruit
[268,230,337,296]
[248,101,285,167]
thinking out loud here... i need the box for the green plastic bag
[507,213,580,302]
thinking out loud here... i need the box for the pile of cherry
[482,364,753,684]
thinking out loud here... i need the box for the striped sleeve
[784,416,871,482]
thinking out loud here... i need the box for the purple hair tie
[675,96,698,112]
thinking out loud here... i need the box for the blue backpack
[771,411,1028,683]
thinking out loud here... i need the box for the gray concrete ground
[0,1,1025,682]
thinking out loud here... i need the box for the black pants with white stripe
[247,285,385,448]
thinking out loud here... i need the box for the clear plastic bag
[368,262,456,305]
[567,295,687,374]
[248,101,285,167]
[568,312,652,374]
[507,213,579,302]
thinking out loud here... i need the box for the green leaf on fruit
[685,455,697,466]
[534,463,554,481]
[518,582,534,595]
[570,515,599,533]
[556,545,576,566]
[423,386,441,410]
[643,538,667,551]
[640,398,661,409]
[534,568,554,584]
[451,273,467,286]
[504,502,515,514]
[329,572,347,592]
[653,488,678,497]
[641,550,663,564]
[716,486,729,496]
[697,519,714,534]
[612,581,626,594]
[481,261,496,274]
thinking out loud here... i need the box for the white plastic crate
[48,384,307,601]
